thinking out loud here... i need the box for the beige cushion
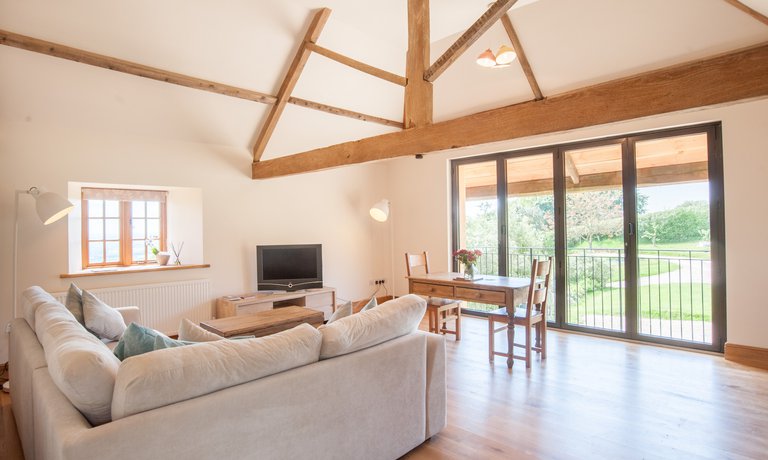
[318,294,426,359]
[327,301,353,324]
[178,318,223,342]
[20,286,56,329]
[35,302,120,426]
[112,323,322,420]
[64,283,85,325]
[82,290,127,341]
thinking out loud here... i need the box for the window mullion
[123,201,132,266]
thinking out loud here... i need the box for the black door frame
[451,122,726,352]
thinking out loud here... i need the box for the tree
[566,190,623,248]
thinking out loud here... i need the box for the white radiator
[53,279,212,333]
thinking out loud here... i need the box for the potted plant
[148,242,171,266]
[453,249,482,281]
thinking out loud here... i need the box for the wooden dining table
[407,272,532,367]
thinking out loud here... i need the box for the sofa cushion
[64,282,85,325]
[360,295,378,312]
[111,323,322,420]
[113,323,191,360]
[35,302,120,426]
[178,317,223,342]
[82,290,127,341]
[318,294,426,359]
[21,286,56,329]
[327,301,353,324]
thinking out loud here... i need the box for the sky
[638,182,709,213]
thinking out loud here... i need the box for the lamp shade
[369,199,390,222]
[476,49,497,68]
[33,191,75,225]
[495,45,517,65]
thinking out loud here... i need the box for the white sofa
[10,286,446,460]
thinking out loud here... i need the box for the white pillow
[178,318,223,342]
[327,301,352,324]
[82,290,127,341]
[318,294,426,359]
[112,323,322,419]
[360,296,378,312]
[35,304,119,426]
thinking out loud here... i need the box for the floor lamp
[370,199,395,298]
[5,187,74,393]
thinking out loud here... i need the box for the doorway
[452,123,725,351]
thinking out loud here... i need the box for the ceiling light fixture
[476,44,517,68]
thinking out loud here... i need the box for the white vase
[157,252,171,266]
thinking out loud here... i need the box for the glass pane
[105,218,120,240]
[456,161,498,312]
[132,240,146,262]
[146,201,160,218]
[132,218,146,240]
[88,219,104,241]
[88,242,104,264]
[132,201,146,218]
[147,219,160,240]
[506,153,556,322]
[88,200,103,218]
[635,133,712,344]
[105,241,120,263]
[104,200,120,218]
[565,143,625,332]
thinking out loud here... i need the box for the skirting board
[724,343,768,371]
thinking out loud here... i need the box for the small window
[81,188,168,267]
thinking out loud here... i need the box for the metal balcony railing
[465,246,712,344]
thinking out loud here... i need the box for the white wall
[0,121,392,362]
[388,98,768,350]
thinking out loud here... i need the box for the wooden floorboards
[2,316,767,460]
[405,316,768,460]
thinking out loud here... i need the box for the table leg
[506,315,515,368]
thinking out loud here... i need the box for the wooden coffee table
[199,306,324,338]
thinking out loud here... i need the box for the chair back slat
[405,251,431,276]
[524,257,553,318]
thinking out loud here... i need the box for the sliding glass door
[451,123,725,352]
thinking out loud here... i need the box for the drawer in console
[455,287,505,304]
[411,282,454,298]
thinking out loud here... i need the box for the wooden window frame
[81,188,168,268]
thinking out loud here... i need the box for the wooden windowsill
[60,263,211,278]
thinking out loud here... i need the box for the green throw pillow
[113,323,192,361]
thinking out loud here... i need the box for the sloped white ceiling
[1,0,767,160]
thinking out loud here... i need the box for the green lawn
[570,283,712,321]
[571,238,711,260]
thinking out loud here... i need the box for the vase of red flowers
[453,249,482,281]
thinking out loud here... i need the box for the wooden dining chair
[405,251,462,340]
[488,257,553,368]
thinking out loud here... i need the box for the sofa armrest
[417,331,446,439]
[115,306,140,326]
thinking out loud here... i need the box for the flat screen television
[256,244,323,291]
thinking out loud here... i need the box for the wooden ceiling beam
[0,28,277,104]
[564,152,580,185]
[500,14,543,100]
[252,8,332,162]
[424,0,518,82]
[287,97,403,128]
[252,43,768,179]
[405,0,433,128]
[723,0,768,26]
[305,42,406,86]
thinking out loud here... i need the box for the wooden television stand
[216,287,336,320]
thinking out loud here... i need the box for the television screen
[257,244,322,291]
